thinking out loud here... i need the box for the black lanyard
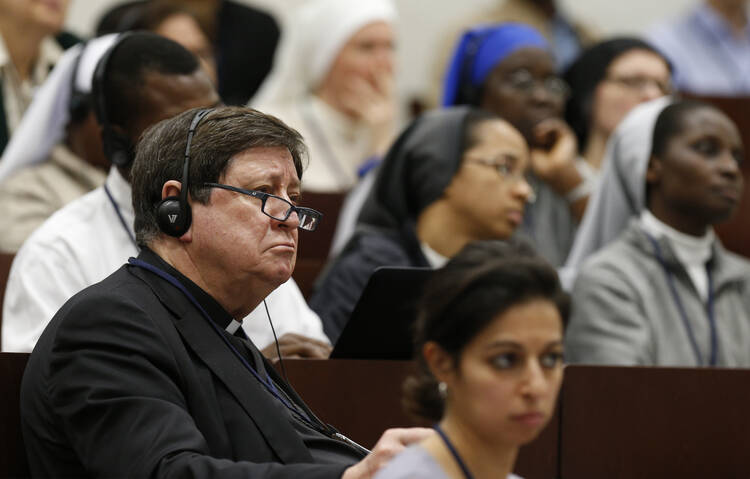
[434,424,474,479]
[104,183,137,247]
[644,234,718,367]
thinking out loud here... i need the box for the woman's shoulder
[374,445,448,479]
[374,445,525,479]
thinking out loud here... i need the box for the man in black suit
[20,105,429,478]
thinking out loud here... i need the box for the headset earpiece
[156,195,192,237]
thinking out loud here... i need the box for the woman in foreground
[377,239,568,479]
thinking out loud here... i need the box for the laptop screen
[330,266,433,360]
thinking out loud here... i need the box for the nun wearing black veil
[309,106,534,342]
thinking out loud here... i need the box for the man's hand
[342,427,434,479]
[260,333,332,359]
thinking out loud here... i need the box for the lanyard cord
[126,257,330,431]
[644,234,718,366]
[434,425,474,479]
[104,184,137,247]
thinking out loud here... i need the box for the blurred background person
[471,0,598,70]
[376,239,567,479]
[563,37,672,172]
[0,1,222,254]
[0,0,76,155]
[96,0,217,86]
[443,23,592,267]
[647,0,750,96]
[566,99,750,366]
[252,0,398,193]
[310,107,533,343]
[424,0,598,110]
[161,0,279,106]
[0,36,114,253]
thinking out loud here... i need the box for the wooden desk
[5,354,750,478]
[559,365,750,478]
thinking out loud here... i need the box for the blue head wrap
[442,23,549,106]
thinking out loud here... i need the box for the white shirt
[640,210,714,301]
[2,167,329,352]
[420,241,448,269]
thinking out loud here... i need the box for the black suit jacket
[21,252,358,478]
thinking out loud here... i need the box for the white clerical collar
[420,241,449,269]
[640,210,714,266]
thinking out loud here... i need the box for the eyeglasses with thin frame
[465,157,537,203]
[493,69,570,98]
[204,183,322,232]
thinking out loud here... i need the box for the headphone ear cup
[103,127,134,167]
[156,196,192,237]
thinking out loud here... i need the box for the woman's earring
[438,381,448,399]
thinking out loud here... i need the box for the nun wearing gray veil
[310,106,533,342]
[559,96,672,289]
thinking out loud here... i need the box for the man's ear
[423,341,456,385]
[161,180,182,200]
[645,155,663,186]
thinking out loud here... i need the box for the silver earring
[438,381,448,399]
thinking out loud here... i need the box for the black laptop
[330,266,433,360]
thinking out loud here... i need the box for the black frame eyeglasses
[204,183,322,232]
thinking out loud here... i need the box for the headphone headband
[180,108,214,208]
[156,107,214,237]
[92,32,136,167]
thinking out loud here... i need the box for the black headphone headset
[457,27,493,106]
[92,32,136,167]
[156,108,213,237]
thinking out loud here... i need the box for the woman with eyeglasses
[563,38,672,172]
[443,23,592,267]
[309,107,534,343]
[375,239,568,479]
